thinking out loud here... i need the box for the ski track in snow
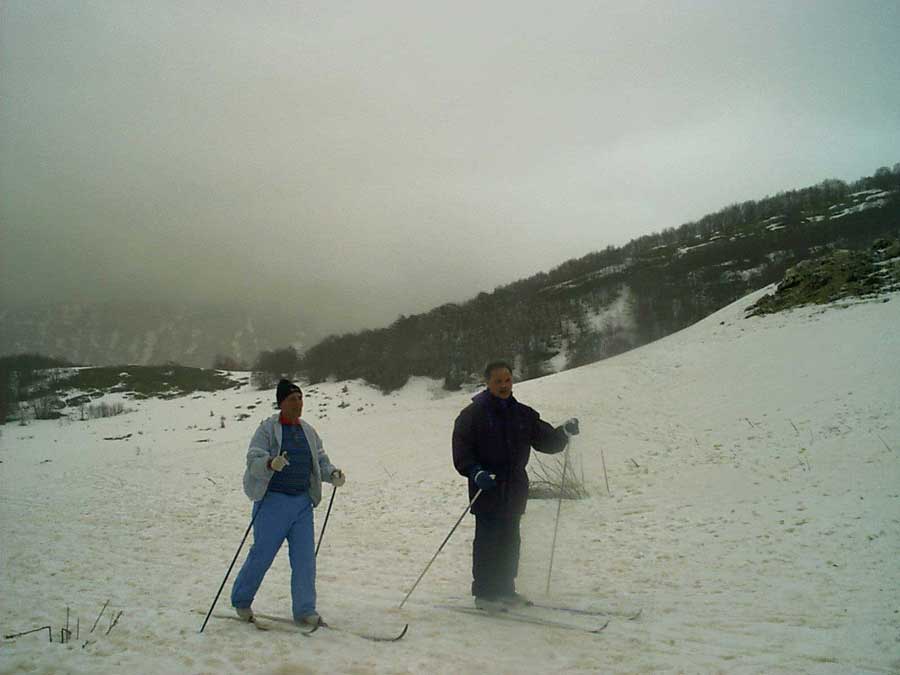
[1,287,898,674]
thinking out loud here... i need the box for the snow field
[1,287,898,673]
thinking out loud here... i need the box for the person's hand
[563,418,580,436]
[330,469,346,487]
[473,469,497,491]
[268,451,290,472]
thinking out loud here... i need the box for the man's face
[279,391,303,420]
[486,367,513,399]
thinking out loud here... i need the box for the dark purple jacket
[453,390,568,515]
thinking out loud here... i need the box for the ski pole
[315,486,337,556]
[398,487,485,609]
[200,492,268,633]
[545,438,572,594]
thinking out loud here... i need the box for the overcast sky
[2,1,899,335]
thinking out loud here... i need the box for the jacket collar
[472,389,516,408]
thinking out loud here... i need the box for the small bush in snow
[86,402,129,419]
[528,453,590,500]
[32,396,65,420]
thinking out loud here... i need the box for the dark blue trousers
[472,513,521,598]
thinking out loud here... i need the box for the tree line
[4,165,897,414]
[240,165,899,392]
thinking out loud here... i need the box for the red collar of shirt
[279,413,302,426]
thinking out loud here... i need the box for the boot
[295,612,325,627]
[474,596,508,613]
[499,592,533,608]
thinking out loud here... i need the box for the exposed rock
[747,238,900,316]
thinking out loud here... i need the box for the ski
[256,613,409,642]
[529,602,643,620]
[438,605,609,634]
[195,610,318,635]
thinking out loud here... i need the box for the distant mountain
[0,302,318,368]
[297,165,900,391]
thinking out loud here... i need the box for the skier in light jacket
[231,379,345,627]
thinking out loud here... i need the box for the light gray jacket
[242,414,337,505]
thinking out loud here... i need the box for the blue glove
[563,417,580,436]
[469,465,497,491]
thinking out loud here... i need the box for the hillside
[2,167,898,375]
[297,166,900,391]
[1,286,897,673]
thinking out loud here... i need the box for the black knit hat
[276,379,302,406]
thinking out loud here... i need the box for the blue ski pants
[230,491,316,619]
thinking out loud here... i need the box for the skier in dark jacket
[452,360,579,609]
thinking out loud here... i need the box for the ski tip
[359,623,409,642]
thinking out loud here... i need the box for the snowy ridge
[1,288,898,674]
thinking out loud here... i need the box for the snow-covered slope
[1,287,898,674]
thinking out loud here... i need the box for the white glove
[330,469,346,487]
[268,451,290,472]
